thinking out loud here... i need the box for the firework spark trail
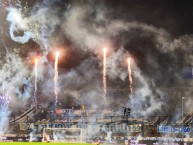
[34,58,38,107]
[103,48,107,103]
[0,89,10,133]
[54,51,59,105]
[127,58,133,94]
[0,88,10,113]
[0,0,20,8]
[0,91,11,108]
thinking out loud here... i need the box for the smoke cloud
[0,0,192,133]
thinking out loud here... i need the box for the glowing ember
[103,48,107,103]
[54,51,59,105]
[127,58,133,94]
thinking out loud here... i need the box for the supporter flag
[182,67,193,79]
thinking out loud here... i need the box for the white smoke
[0,48,33,133]
[6,7,35,44]
[60,3,193,116]
[129,66,164,117]
[29,130,37,142]
[6,2,62,50]
[105,131,112,143]
[62,7,107,51]
[0,91,10,133]
[2,0,193,135]
[5,1,169,113]
[106,47,128,81]
[0,51,32,103]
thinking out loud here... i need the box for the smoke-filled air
[0,0,193,143]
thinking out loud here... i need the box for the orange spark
[127,58,133,94]
[103,48,107,103]
[34,58,38,106]
[54,51,59,105]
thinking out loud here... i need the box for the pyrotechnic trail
[0,0,20,8]
[0,91,11,108]
[54,51,59,106]
[0,87,11,133]
[34,58,38,107]
[103,48,107,104]
[127,58,133,94]
[0,86,11,111]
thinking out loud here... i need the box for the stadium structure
[5,108,193,144]
[0,87,191,144]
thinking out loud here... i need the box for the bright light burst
[127,58,133,94]
[103,47,107,103]
[54,51,59,105]
[34,58,38,107]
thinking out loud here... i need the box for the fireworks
[127,58,133,94]
[0,0,21,8]
[54,51,59,105]
[34,58,38,107]
[103,47,107,103]
[0,88,11,111]
[0,91,11,106]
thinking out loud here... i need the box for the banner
[55,109,74,114]
[157,125,191,133]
